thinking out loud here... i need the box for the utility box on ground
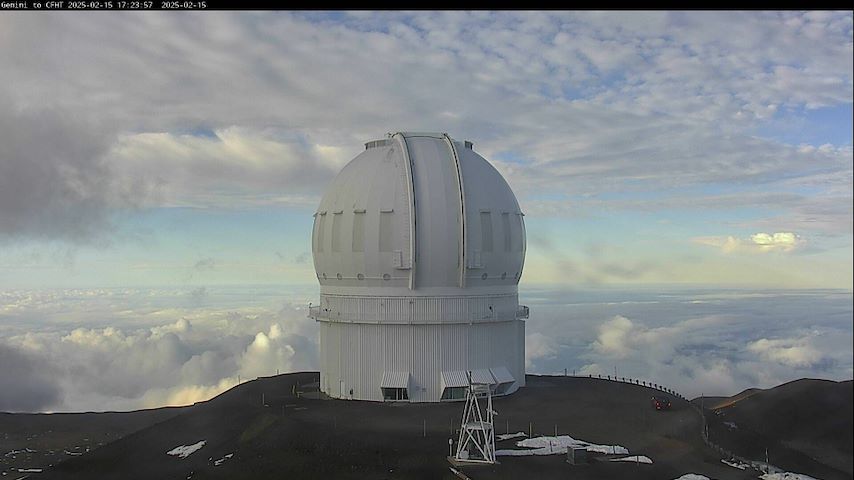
[567,447,588,465]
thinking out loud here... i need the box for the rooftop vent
[464,141,474,150]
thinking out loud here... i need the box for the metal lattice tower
[454,375,496,464]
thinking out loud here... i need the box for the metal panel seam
[393,132,417,290]
[443,133,467,289]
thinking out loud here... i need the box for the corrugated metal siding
[517,319,526,388]
[443,323,467,367]
[318,314,526,402]
[358,324,378,400]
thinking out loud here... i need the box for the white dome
[312,132,526,295]
[310,132,528,403]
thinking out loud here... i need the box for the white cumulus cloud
[750,232,802,252]
[693,232,804,254]
[747,336,827,368]
[592,315,635,358]
[525,331,559,370]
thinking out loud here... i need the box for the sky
[0,11,852,412]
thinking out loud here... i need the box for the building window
[352,211,365,252]
[441,387,467,400]
[494,382,513,395]
[331,212,343,252]
[381,387,408,401]
[480,211,493,253]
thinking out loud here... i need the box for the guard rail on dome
[307,303,527,323]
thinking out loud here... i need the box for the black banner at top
[0,0,410,9]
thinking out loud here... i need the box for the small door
[340,380,346,398]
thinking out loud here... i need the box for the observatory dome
[310,132,528,402]
[312,133,525,292]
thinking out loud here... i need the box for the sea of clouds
[0,284,850,412]
[523,286,852,397]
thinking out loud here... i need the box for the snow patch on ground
[760,473,820,480]
[496,432,527,441]
[213,453,234,466]
[495,435,629,456]
[673,475,710,480]
[611,455,653,464]
[167,440,206,459]
[4,448,35,457]
[721,458,749,470]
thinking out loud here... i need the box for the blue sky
[0,11,851,411]
[754,103,853,146]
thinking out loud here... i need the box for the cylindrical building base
[318,319,526,402]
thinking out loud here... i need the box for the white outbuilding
[309,132,528,402]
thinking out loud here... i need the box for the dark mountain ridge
[3,374,850,480]
[694,378,853,479]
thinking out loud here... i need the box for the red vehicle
[651,396,672,410]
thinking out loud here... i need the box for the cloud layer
[0,286,850,411]
[0,287,317,412]
[523,287,853,397]
[0,343,61,411]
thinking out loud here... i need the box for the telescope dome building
[309,132,528,402]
